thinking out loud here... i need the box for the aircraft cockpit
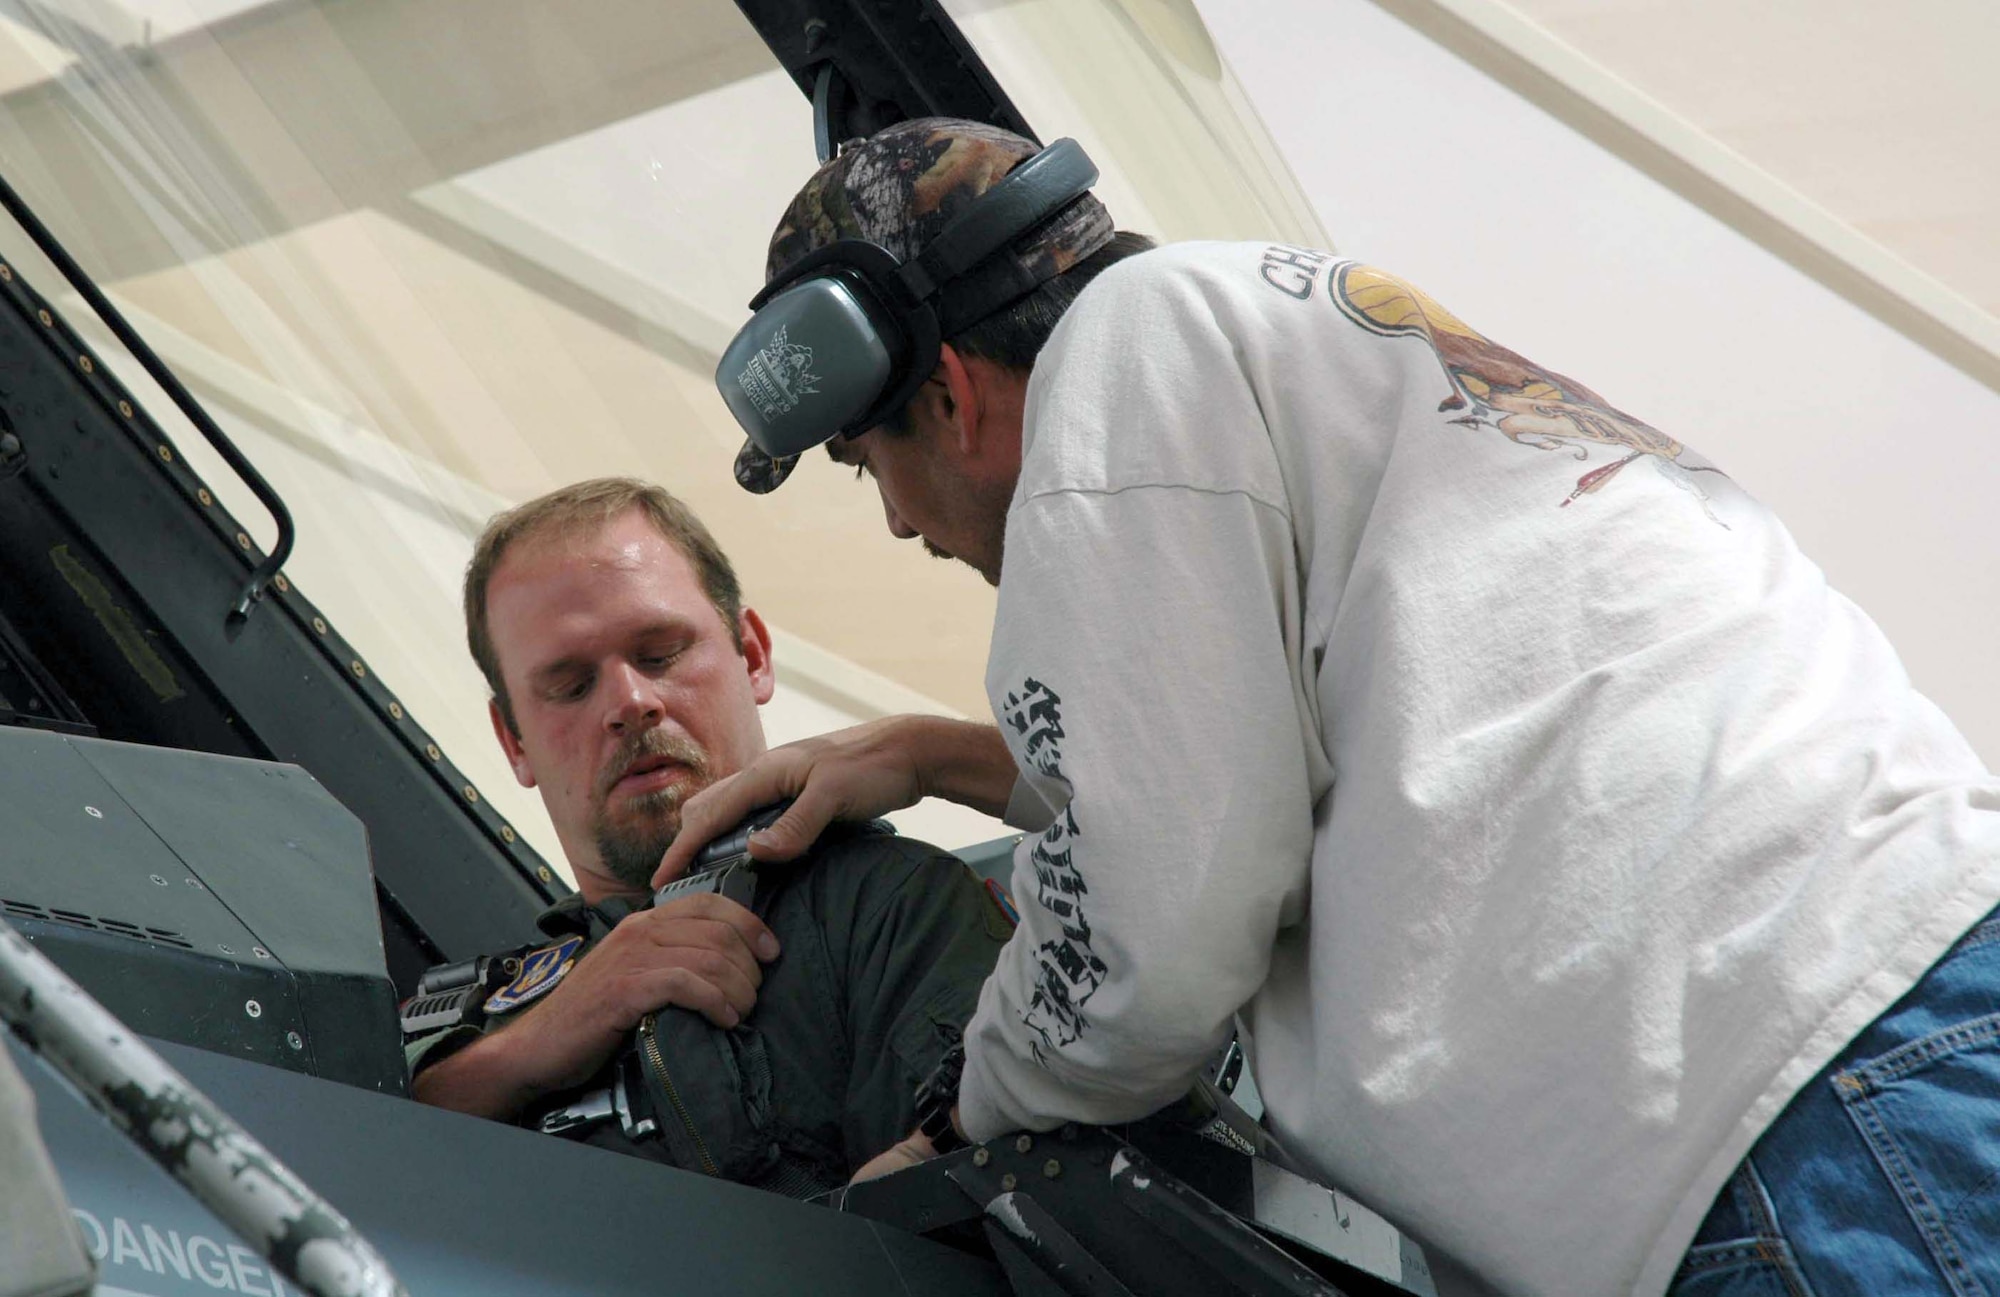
[0,4,1432,1294]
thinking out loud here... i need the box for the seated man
[405,477,1009,1195]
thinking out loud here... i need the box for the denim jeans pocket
[1672,1240,1816,1297]
[1834,1010,2000,1297]
[1671,1164,1818,1297]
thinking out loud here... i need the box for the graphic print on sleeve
[1000,677,1107,1066]
[1331,263,1730,523]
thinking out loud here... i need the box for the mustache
[595,728,708,801]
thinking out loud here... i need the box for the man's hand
[412,892,780,1121]
[850,1129,940,1184]
[653,716,1019,888]
[849,1102,967,1184]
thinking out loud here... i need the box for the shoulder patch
[984,877,1020,928]
[484,935,583,1015]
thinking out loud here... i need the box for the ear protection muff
[717,138,1101,459]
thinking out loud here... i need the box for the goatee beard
[592,729,709,890]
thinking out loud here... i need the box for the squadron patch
[985,878,1020,927]
[484,935,583,1015]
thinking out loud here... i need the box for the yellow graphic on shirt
[1332,264,1727,522]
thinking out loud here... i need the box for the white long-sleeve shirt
[954,241,2000,1296]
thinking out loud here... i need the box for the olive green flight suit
[407,824,1012,1195]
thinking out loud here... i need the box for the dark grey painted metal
[973,1186,1138,1297]
[0,929,407,1297]
[0,727,406,1094]
[832,1108,1435,1297]
[736,0,1038,145]
[72,738,384,982]
[0,601,92,735]
[15,1033,1011,1296]
[1104,1145,1341,1297]
[0,252,560,990]
[0,166,292,622]
[839,1127,1335,1297]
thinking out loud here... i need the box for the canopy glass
[0,0,1324,873]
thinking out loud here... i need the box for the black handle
[0,168,295,623]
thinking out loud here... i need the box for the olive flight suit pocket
[626,1007,840,1197]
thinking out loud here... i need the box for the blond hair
[464,478,743,731]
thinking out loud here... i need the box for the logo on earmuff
[736,325,820,420]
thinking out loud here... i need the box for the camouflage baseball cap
[733,117,1115,494]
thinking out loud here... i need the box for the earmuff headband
[898,139,1100,300]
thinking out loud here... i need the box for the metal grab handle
[0,924,407,1297]
[0,169,295,622]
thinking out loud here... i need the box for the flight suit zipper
[638,1011,719,1176]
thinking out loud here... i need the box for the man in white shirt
[661,118,2000,1296]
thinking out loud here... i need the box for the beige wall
[1199,0,2000,766]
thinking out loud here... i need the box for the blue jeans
[1671,906,2000,1297]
